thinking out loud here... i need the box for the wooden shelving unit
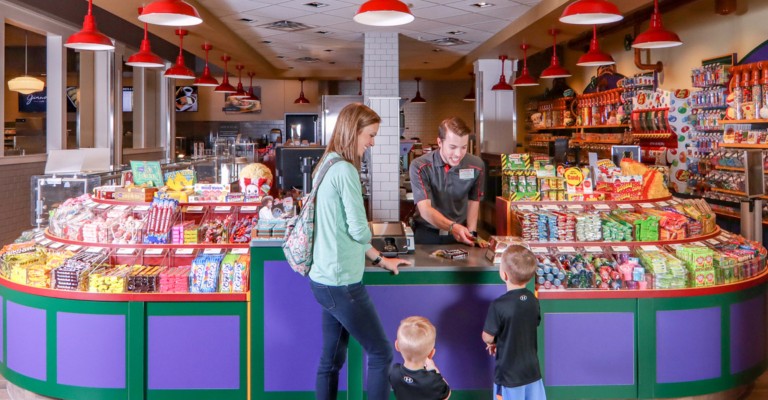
[718,119,768,124]
[719,143,768,149]
[710,187,747,197]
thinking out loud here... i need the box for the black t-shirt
[389,363,451,400]
[483,288,542,388]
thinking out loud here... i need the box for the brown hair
[396,316,436,363]
[438,117,472,140]
[316,103,380,174]
[500,245,537,285]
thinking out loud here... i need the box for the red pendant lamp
[193,43,219,87]
[577,25,615,66]
[540,29,571,79]
[214,55,236,93]
[559,0,623,25]
[294,78,310,104]
[65,0,114,51]
[491,56,514,91]
[354,0,414,27]
[632,0,682,49]
[164,29,195,80]
[231,64,249,98]
[463,72,476,101]
[246,72,260,102]
[513,44,539,87]
[411,77,426,103]
[139,0,202,27]
[126,8,165,68]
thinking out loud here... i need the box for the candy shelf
[719,119,768,124]
[719,143,768,149]
[710,187,748,196]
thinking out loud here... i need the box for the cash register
[369,221,414,257]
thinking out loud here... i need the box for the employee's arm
[416,200,474,246]
[466,200,480,233]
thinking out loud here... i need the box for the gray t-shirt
[409,150,485,229]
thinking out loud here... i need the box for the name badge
[459,169,474,180]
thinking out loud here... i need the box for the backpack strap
[303,157,341,206]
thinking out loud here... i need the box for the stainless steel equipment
[320,95,362,145]
[369,221,410,257]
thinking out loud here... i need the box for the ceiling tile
[277,0,355,13]
[411,5,467,19]
[242,4,314,20]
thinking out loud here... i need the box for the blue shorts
[493,379,546,400]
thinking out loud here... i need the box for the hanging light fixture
[139,0,202,27]
[577,25,615,66]
[164,29,195,80]
[354,0,414,27]
[514,44,539,87]
[64,0,114,51]
[463,72,476,101]
[541,29,571,79]
[8,32,45,95]
[193,43,219,86]
[294,78,310,104]
[632,0,682,49]
[246,72,260,102]
[411,77,426,103]
[126,8,165,68]
[491,56,514,91]
[559,0,623,25]
[214,55,236,93]
[231,64,249,98]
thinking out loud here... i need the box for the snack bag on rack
[620,158,671,199]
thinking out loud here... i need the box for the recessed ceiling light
[304,2,329,7]
[471,2,494,8]
[432,48,442,52]
[429,37,471,46]
[261,20,313,32]
[423,61,430,64]
[316,30,331,35]
[277,55,286,59]
[447,31,466,35]
[329,61,336,64]
[238,18,254,22]
[324,49,333,52]
[261,40,272,44]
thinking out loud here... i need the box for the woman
[309,103,411,400]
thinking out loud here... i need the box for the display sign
[116,248,137,255]
[593,204,611,211]
[66,245,82,252]
[640,245,661,251]
[639,203,655,208]
[203,248,223,254]
[231,248,248,255]
[144,248,163,255]
[584,246,603,253]
[612,246,630,252]
[557,246,576,253]
[130,161,163,187]
[86,246,103,253]
[531,247,548,254]
[175,248,194,255]
[617,204,634,210]
[240,206,258,212]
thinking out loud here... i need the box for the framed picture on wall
[223,87,261,114]
[175,86,198,112]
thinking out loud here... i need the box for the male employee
[409,117,485,245]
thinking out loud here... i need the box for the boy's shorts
[493,379,546,400]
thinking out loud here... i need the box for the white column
[45,34,66,153]
[474,59,517,154]
[364,32,400,221]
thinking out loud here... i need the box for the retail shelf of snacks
[710,187,749,197]
[720,143,768,149]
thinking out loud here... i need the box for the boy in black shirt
[389,316,451,400]
[482,245,546,400]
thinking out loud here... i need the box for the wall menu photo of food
[223,87,261,114]
[175,86,198,112]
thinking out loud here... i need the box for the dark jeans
[310,280,393,400]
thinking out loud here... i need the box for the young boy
[389,316,451,400]
[482,245,546,400]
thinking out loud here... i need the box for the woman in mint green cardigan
[309,103,410,400]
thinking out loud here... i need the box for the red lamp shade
[126,8,164,68]
[214,55,237,93]
[231,64,249,99]
[164,29,194,80]
[294,78,310,104]
[491,56,514,91]
[65,0,114,51]
[411,77,426,103]
[577,25,615,67]
[193,43,219,87]
[513,44,539,87]
[632,0,682,49]
[541,29,571,79]
[559,0,623,25]
[354,0,414,27]
[139,0,202,27]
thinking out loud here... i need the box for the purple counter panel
[657,307,721,383]
[0,295,3,362]
[7,301,46,381]
[544,312,635,386]
[730,293,767,374]
[147,315,240,390]
[57,312,126,388]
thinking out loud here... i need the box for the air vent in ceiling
[429,37,471,46]
[296,57,321,63]
[304,2,329,7]
[260,20,313,32]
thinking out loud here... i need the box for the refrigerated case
[320,95,362,145]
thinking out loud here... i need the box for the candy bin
[127,265,162,293]
[581,251,622,290]
[143,198,180,244]
[635,248,688,289]
[534,252,565,290]
[179,205,208,244]
[4,243,45,285]
[29,246,74,288]
[675,245,716,287]
[557,251,596,289]
[171,248,198,268]
[141,248,169,269]
[190,252,225,293]
[52,247,109,291]
[230,206,258,244]
[158,265,191,293]
[88,265,130,293]
[614,252,646,289]
[199,205,235,244]
[233,252,250,293]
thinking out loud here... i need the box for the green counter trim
[250,246,282,398]
[363,270,501,285]
[128,302,145,400]
[147,389,247,400]
[544,385,638,399]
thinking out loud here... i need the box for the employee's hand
[485,343,497,356]
[379,257,411,275]
[451,224,475,246]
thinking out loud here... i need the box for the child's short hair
[396,316,436,362]
[500,245,537,285]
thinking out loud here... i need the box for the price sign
[517,205,535,211]
[706,239,720,245]
[203,248,223,255]
[49,242,64,249]
[640,245,660,251]
[584,246,603,253]
[240,206,258,212]
[175,248,194,255]
[231,248,249,255]
[214,206,232,212]
[66,245,82,252]
[617,204,634,210]
[116,248,136,255]
[531,247,548,254]
[84,199,96,207]
[96,203,111,210]
[40,239,52,246]
[186,206,204,212]
[639,203,655,209]
[657,201,670,207]
[557,246,576,253]
[542,205,559,211]
[34,235,45,243]
[668,243,684,250]
[85,246,103,253]
[113,205,129,211]
[144,248,163,255]
[612,246,630,252]
[593,204,611,211]
[566,205,584,211]
[693,241,706,247]
[133,205,150,212]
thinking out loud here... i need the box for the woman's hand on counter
[379,257,411,275]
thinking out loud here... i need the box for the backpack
[282,157,341,276]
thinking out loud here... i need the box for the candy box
[501,153,532,172]
[232,254,250,293]
[190,254,224,293]
[219,253,240,293]
[114,186,158,202]
[690,268,716,287]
